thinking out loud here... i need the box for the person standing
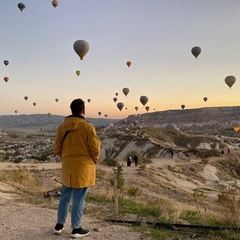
[134,155,139,167]
[127,155,132,166]
[53,98,101,238]
[221,149,224,156]
[227,148,230,155]
[168,149,174,159]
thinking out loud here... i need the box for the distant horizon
[1,104,240,119]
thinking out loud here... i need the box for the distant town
[0,131,58,163]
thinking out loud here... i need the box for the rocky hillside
[0,106,239,135]
[99,127,234,161]
[128,106,240,124]
[123,106,240,136]
[0,114,120,130]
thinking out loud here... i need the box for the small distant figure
[168,149,174,159]
[168,149,171,159]
[220,149,224,156]
[127,155,132,167]
[227,148,230,155]
[133,155,139,167]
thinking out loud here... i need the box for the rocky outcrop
[100,128,226,161]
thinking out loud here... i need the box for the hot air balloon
[191,46,201,59]
[76,70,80,76]
[104,114,108,118]
[126,61,131,67]
[203,97,208,102]
[18,3,25,11]
[145,106,150,111]
[55,98,59,102]
[98,112,101,116]
[3,60,9,66]
[15,110,18,114]
[115,93,118,96]
[225,75,236,89]
[117,102,124,111]
[87,99,91,103]
[48,113,51,117]
[101,126,106,134]
[181,104,185,110]
[52,0,58,8]
[113,97,117,103]
[122,88,129,96]
[109,123,114,128]
[4,77,9,82]
[73,40,89,60]
[135,106,138,111]
[33,102,36,106]
[140,96,148,106]
[24,96,28,101]
[231,121,240,132]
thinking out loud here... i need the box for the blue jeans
[57,185,88,229]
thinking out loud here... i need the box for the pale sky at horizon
[0,1,240,119]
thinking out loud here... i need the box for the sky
[0,0,240,119]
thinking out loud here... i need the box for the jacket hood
[62,115,86,132]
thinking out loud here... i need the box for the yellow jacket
[54,115,100,188]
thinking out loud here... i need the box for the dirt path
[0,197,144,240]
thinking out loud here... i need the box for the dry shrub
[168,164,183,173]
[0,166,43,193]
[148,198,177,221]
[141,157,152,164]
[127,186,142,199]
[96,168,107,179]
[218,180,240,226]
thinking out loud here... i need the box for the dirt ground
[0,153,238,240]
[0,162,153,240]
[0,197,146,240]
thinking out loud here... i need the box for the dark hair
[70,99,85,115]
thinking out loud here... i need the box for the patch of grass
[0,166,43,193]
[218,192,231,204]
[119,198,158,217]
[103,157,119,167]
[127,186,142,199]
[180,210,202,224]
[118,198,176,222]
[96,168,107,179]
[86,192,112,204]
[135,226,240,240]
[138,163,146,171]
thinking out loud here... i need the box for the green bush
[218,192,231,204]
[127,187,142,198]
[103,157,119,167]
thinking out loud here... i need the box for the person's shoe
[54,223,64,234]
[71,227,90,238]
